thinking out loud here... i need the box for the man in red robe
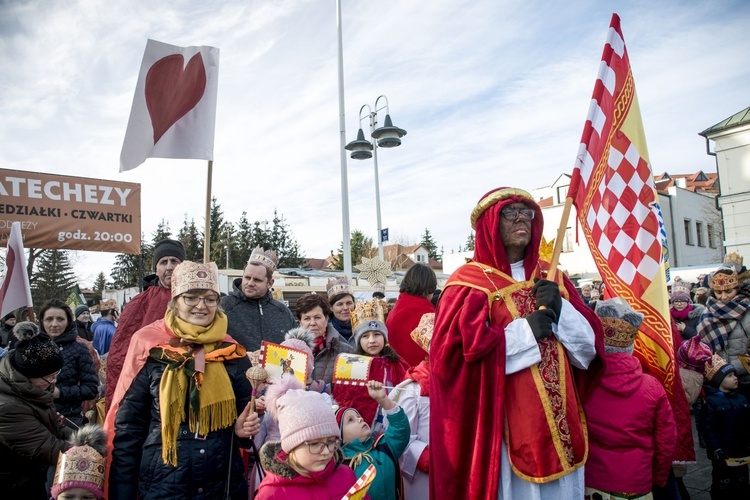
[430,187,606,500]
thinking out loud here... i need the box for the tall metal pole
[370,112,384,260]
[336,0,352,278]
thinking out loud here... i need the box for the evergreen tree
[269,210,304,268]
[92,272,107,303]
[177,216,204,262]
[420,228,440,262]
[208,197,224,262]
[465,231,475,251]
[31,250,78,306]
[335,230,376,270]
[110,234,147,289]
[233,212,254,267]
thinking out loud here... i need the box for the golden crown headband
[599,317,639,348]
[326,277,353,298]
[351,299,385,331]
[704,353,731,381]
[248,247,279,271]
[53,445,106,490]
[171,261,220,298]
[470,188,534,229]
[710,270,738,291]
[723,251,743,269]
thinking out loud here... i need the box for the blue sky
[1,0,749,286]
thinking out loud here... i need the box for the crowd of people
[1,186,749,499]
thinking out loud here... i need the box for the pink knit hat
[268,385,338,453]
[281,327,315,381]
[677,336,711,372]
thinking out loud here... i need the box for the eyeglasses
[42,370,61,385]
[181,295,220,307]
[672,300,688,304]
[500,208,535,221]
[303,438,341,454]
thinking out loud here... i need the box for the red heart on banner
[145,52,207,144]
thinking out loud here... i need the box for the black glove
[532,279,562,321]
[714,448,728,461]
[526,309,557,341]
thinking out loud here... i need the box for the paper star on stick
[539,236,555,262]
[354,257,393,285]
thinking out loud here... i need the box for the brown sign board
[0,168,141,253]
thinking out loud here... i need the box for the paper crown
[709,269,739,291]
[671,282,691,296]
[53,444,106,497]
[350,299,385,332]
[704,353,734,382]
[410,313,434,353]
[599,317,639,348]
[99,298,118,310]
[248,247,279,272]
[723,251,744,271]
[326,276,353,299]
[372,282,386,295]
[171,261,220,298]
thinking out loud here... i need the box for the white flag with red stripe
[0,222,33,318]
[120,39,220,172]
[568,14,675,395]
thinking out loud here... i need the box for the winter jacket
[387,379,429,500]
[714,307,750,387]
[313,324,354,385]
[48,321,99,424]
[256,441,357,499]
[700,386,750,460]
[109,345,253,499]
[0,324,13,348]
[106,274,172,410]
[583,353,677,494]
[342,406,410,500]
[92,316,116,355]
[75,319,93,341]
[0,355,69,499]
[671,303,706,340]
[334,355,409,428]
[221,278,296,352]
[385,292,435,367]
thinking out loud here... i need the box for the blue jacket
[700,386,750,459]
[92,316,116,355]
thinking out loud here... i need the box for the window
[557,185,568,205]
[696,221,704,247]
[707,224,717,248]
[562,227,574,252]
[684,219,693,245]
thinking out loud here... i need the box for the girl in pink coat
[255,383,357,499]
[583,298,678,498]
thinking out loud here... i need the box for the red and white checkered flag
[567,14,675,395]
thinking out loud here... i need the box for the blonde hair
[287,448,312,478]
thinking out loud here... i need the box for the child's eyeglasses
[303,438,341,454]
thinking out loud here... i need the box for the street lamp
[345,95,407,261]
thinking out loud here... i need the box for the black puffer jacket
[110,354,252,499]
[221,278,296,352]
[47,321,99,423]
[700,386,750,460]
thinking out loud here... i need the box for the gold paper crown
[99,298,118,310]
[350,299,385,332]
[53,445,106,492]
[410,313,434,353]
[171,261,220,298]
[709,269,739,292]
[704,353,731,381]
[723,251,743,270]
[248,247,279,272]
[599,317,639,348]
[326,276,353,299]
[373,282,386,294]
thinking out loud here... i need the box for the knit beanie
[10,322,63,378]
[676,336,712,372]
[51,425,107,499]
[281,327,315,381]
[670,282,691,303]
[267,384,338,453]
[152,239,186,270]
[74,305,90,318]
[334,406,362,438]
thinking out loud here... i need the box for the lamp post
[336,0,353,278]
[345,95,407,261]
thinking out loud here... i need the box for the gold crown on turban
[326,276,352,299]
[53,444,106,491]
[600,317,639,348]
[410,313,435,353]
[248,247,279,272]
[723,251,743,269]
[470,188,533,229]
[351,299,385,332]
[704,353,731,381]
[171,261,220,298]
[710,269,739,291]
[99,298,118,310]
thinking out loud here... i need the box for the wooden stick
[203,160,213,264]
[546,197,574,282]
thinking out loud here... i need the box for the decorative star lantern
[354,257,393,285]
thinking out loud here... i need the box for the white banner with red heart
[120,39,219,172]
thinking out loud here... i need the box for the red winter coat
[583,353,677,494]
[385,292,435,367]
[255,442,359,500]
[105,278,172,411]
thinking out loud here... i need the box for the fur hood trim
[259,441,344,479]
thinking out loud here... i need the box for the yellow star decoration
[539,236,555,262]
[354,257,393,285]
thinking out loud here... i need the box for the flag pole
[546,197,574,282]
[204,160,213,263]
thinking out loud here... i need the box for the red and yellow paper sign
[259,341,309,386]
[333,353,372,387]
[342,464,377,500]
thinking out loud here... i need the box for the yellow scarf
[152,310,246,465]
